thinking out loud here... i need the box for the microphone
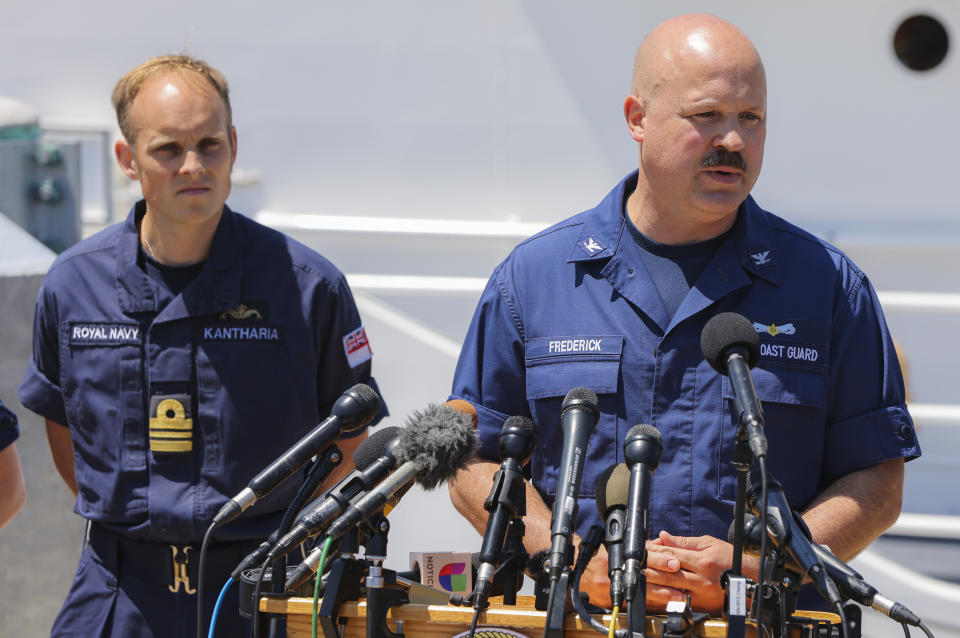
[290,403,476,552]
[213,383,381,526]
[737,511,924,626]
[547,388,600,581]
[700,312,766,459]
[622,425,663,605]
[595,463,630,609]
[746,476,842,608]
[231,426,401,579]
[474,416,537,606]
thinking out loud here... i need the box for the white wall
[1,1,957,232]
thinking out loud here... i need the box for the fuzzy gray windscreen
[395,404,477,490]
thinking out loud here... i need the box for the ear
[624,95,646,143]
[115,139,139,180]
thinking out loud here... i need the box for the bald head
[631,14,765,100]
[622,14,768,244]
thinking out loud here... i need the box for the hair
[111,54,232,146]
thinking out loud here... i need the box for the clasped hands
[578,531,752,615]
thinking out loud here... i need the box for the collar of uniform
[115,201,242,316]
[565,172,635,264]
[116,201,159,313]
[732,196,780,286]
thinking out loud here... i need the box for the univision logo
[438,562,468,592]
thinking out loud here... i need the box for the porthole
[893,14,949,71]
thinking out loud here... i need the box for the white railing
[257,210,546,238]
[886,513,960,540]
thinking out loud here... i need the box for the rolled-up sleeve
[18,283,68,426]
[450,263,529,462]
[822,269,920,484]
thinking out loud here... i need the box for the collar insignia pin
[750,250,772,266]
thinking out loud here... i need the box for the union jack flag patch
[342,326,373,368]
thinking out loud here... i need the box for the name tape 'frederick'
[548,338,603,354]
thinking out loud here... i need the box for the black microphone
[746,476,842,608]
[547,388,600,581]
[305,403,475,546]
[595,463,630,609]
[214,383,381,526]
[700,312,766,459]
[256,426,402,564]
[474,416,537,605]
[231,426,401,579]
[282,405,477,589]
[737,511,924,626]
[622,424,663,605]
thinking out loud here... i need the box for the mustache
[701,149,748,172]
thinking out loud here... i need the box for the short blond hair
[112,54,232,145]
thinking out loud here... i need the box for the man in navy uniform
[448,14,919,613]
[19,55,385,636]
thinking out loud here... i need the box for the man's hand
[645,531,740,615]
[578,544,613,609]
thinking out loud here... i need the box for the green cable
[311,537,335,638]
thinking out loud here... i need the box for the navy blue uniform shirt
[451,171,920,545]
[20,202,386,543]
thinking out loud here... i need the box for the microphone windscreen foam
[397,404,477,489]
[700,312,761,373]
[595,463,630,516]
[352,426,400,470]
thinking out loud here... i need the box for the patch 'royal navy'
[69,322,141,346]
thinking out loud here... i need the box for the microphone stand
[264,445,343,637]
[363,512,409,638]
[723,406,760,638]
[497,518,528,605]
[542,545,574,638]
[751,548,802,638]
[315,528,365,638]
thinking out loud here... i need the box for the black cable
[919,622,936,638]
[467,607,481,638]
[196,521,218,638]
[569,557,628,638]
[833,601,849,638]
[755,457,768,638]
[251,555,271,638]
[902,622,912,638]
[571,565,611,634]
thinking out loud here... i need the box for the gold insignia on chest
[220,303,263,321]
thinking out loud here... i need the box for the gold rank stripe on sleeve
[149,397,194,453]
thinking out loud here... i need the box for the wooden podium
[259,595,839,638]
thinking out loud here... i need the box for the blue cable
[208,577,235,638]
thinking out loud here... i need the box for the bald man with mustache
[449,14,918,615]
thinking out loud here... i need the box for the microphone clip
[661,596,710,638]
